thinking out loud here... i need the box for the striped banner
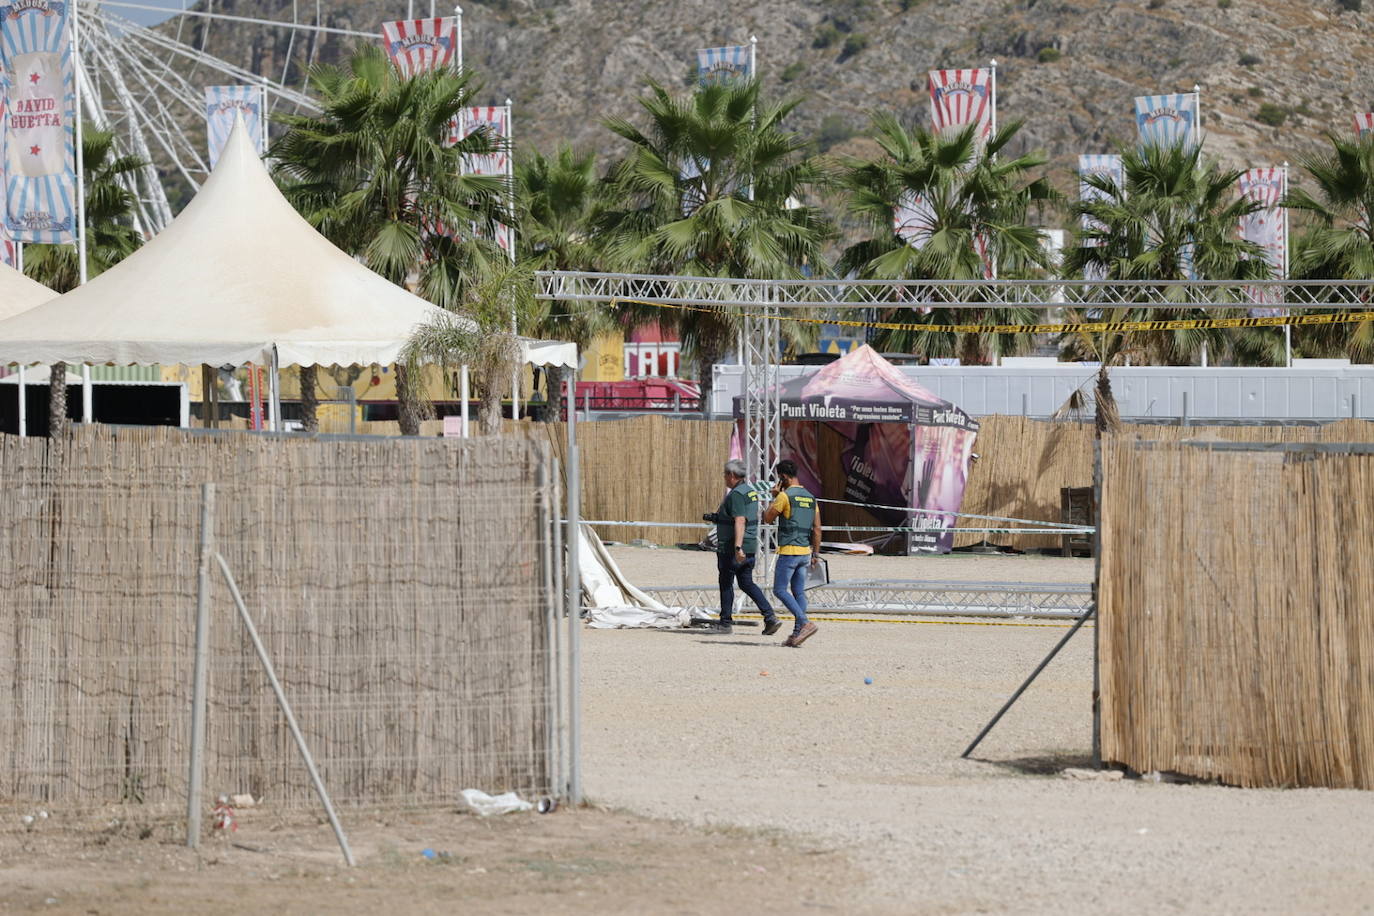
[1134,92,1199,150]
[204,85,263,168]
[0,0,74,244]
[0,97,10,265]
[929,68,993,141]
[380,17,458,78]
[1355,112,1374,138]
[696,44,752,85]
[457,105,513,255]
[1237,167,1287,315]
[1078,154,1123,280]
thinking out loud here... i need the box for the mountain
[173,0,1374,189]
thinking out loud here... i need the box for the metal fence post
[565,376,583,805]
[186,483,215,848]
[213,553,356,867]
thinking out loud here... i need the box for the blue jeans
[717,552,775,623]
[772,554,811,633]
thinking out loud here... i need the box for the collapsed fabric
[578,525,711,629]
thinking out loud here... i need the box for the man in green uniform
[762,458,821,647]
[706,459,781,636]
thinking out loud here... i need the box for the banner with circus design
[1134,92,1199,150]
[1078,154,1123,279]
[928,68,993,141]
[204,85,263,168]
[1355,112,1374,138]
[380,17,459,78]
[696,44,752,85]
[1237,167,1287,316]
[0,0,75,243]
[457,105,513,256]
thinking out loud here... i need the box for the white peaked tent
[0,263,55,323]
[0,116,575,429]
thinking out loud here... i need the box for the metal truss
[642,580,1092,620]
[741,283,780,568]
[535,271,1374,311]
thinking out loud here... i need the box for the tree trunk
[299,365,319,433]
[696,339,726,418]
[544,365,574,422]
[478,379,503,435]
[48,361,69,440]
[1094,364,1119,438]
[395,363,426,436]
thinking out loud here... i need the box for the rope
[612,296,1374,336]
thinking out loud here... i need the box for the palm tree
[596,79,833,414]
[1062,142,1268,431]
[516,145,617,416]
[24,127,146,438]
[270,45,510,433]
[404,262,531,434]
[24,127,145,293]
[1286,133,1374,362]
[836,115,1057,364]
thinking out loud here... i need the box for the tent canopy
[0,263,55,323]
[0,117,575,370]
[733,345,978,430]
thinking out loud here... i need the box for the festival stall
[0,117,575,432]
[732,345,979,554]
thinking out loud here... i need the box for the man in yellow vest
[762,459,821,647]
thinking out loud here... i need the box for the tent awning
[0,262,55,324]
[731,345,978,430]
[0,117,575,371]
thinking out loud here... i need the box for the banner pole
[1283,162,1292,368]
[989,58,997,137]
[454,4,463,72]
[72,0,88,286]
[17,365,27,437]
[1193,84,1202,147]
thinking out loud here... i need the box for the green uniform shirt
[776,485,817,548]
[716,482,761,555]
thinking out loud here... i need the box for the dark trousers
[717,552,776,622]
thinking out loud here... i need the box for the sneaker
[790,622,819,647]
[780,633,796,647]
[761,618,783,636]
[707,620,734,634]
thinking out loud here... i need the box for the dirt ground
[0,804,859,915]
[6,549,1374,914]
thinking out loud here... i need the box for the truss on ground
[535,271,1374,310]
[642,580,1092,620]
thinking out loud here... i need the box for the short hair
[723,459,746,478]
[774,459,798,479]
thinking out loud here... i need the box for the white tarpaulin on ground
[578,525,710,629]
[0,116,575,371]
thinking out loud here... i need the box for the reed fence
[498,415,1374,549]
[0,426,563,813]
[1098,436,1374,788]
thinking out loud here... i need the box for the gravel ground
[584,547,1374,914]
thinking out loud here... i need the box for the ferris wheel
[74,0,377,236]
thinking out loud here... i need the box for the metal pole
[549,457,566,795]
[17,365,26,437]
[1021,392,1029,417]
[459,364,470,437]
[989,58,998,137]
[536,455,558,794]
[1181,390,1189,427]
[81,365,92,423]
[1091,435,1103,767]
[454,5,463,71]
[213,552,356,866]
[186,484,215,848]
[268,346,282,432]
[564,369,582,804]
[1283,163,1292,368]
[583,387,590,419]
[961,608,1095,759]
[340,385,357,435]
[72,0,89,287]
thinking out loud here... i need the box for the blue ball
[863,677,873,685]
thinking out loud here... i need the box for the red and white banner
[1,0,76,244]
[928,68,993,141]
[457,105,513,255]
[1237,167,1287,315]
[1355,112,1374,138]
[380,18,459,78]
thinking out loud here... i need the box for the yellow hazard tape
[612,297,1374,336]
[728,612,1084,629]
